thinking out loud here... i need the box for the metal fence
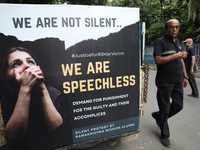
[144,44,200,70]
[144,46,154,63]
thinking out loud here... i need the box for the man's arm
[154,51,188,65]
[181,59,188,87]
[190,56,196,74]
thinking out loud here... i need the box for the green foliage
[65,0,107,5]
[107,0,200,45]
[146,22,164,46]
[0,0,107,5]
[0,0,53,4]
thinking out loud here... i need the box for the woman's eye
[12,63,20,68]
[28,60,35,65]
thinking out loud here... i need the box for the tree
[62,0,107,5]
[188,0,200,21]
[107,0,200,45]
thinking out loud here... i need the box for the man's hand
[177,51,188,59]
[190,69,194,75]
[183,78,188,88]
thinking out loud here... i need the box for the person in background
[183,38,199,98]
[152,19,188,148]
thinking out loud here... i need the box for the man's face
[184,42,190,47]
[166,20,180,39]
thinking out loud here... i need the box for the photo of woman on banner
[0,47,71,150]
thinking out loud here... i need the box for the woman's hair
[0,47,36,101]
[0,47,43,106]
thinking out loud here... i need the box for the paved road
[72,70,200,150]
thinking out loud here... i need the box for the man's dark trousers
[156,80,183,138]
[186,68,199,96]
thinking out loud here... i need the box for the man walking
[152,19,188,148]
[183,38,199,98]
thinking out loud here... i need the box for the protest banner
[0,4,140,149]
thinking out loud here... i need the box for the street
[75,70,200,150]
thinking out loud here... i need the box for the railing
[144,44,200,70]
[144,46,154,63]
